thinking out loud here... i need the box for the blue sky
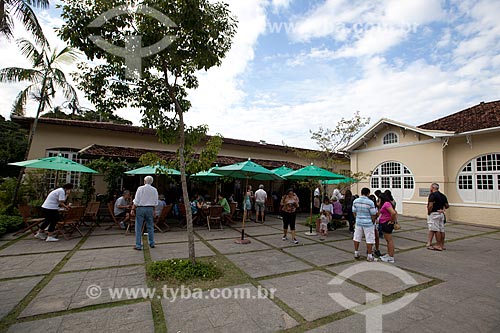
[1,0,499,149]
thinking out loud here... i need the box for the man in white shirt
[254,184,267,223]
[131,176,158,250]
[35,183,73,242]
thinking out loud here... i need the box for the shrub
[147,259,222,282]
[0,215,24,236]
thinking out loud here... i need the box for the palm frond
[11,84,36,116]
[12,0,49,47]
[24,0,50,9]
[52,46,79,66]
[17,38,44,66]
[0,67,43,83]
[0,5,14,39]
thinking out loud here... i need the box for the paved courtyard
[0,215,499,332]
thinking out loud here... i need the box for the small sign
[419,188,430,197]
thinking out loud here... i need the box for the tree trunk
[11,79,47,206]
[163,69,196,264]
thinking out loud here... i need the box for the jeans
[135,206,154,249]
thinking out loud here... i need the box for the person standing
[352,187,378,262]
[243,185,254,221]
[280,188,300,244]
[378,193,398,263]
[343,190,355,233]
[35,183,74,242]
[254,184,267,223]
[131,176,158,250]
[426,182,449,251]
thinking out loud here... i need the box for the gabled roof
[78,144,305,169]
[344,118,454,152]
[418,100,500,133]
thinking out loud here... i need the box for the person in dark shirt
[426,183,449,251]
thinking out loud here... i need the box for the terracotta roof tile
[418,100,500,133]
[79,144,304,170]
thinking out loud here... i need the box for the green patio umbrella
[271,165,294,176]
[125,165,181,175]
[214,159,282,243]
[322,176,358,185]
[283,164,344,235]
[191,166,223,199]
[9,154,98,173]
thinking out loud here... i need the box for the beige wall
[350,124,500,227]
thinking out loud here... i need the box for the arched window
[383,132,398,145]
[370,161,415,205]
[457,153,500,204]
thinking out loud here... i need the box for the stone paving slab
[9,301,154,333]
[394,230,427,242]
[326,239,388,255]
[195,228,243,240]
[483,232,500,240]
[327,262,431,296]
[162,283,298,332]
[88,226,124,236]
[305,314,365,333]
[154,230,200,243]
[80,234,134,249]
[234,225,284,236]
[0,276,43,320]
[207,238,272,254]
[286,223,311,232]
[61,247,145,272]
[390,236,425,250]
[254,234,316,248]
[0,232,24,241]
[450,224,498,232]
[0,252,67,279]
[283,243,354,266]
[20,266,147,317]
[227,250,313,278]
[306,230,352,242]
[260,270,369,321]
[443,226,492,236]
[150,241,215,261]
[0,238,80,256]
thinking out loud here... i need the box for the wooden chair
[15,205,45,236]
[106,201,123,230]
[154,204,172,232]
[56,206,85,240]
[82,202,100,229]
[266,197,274,213]
[206,205,223,231]
[229,202,240,221]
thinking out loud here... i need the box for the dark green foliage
[0,215,24,236]
[147,259,222,283]
[0,116,28,177]
[87,158,130,201]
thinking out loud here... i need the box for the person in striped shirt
[352,187,378,262]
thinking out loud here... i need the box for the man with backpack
[427,182,449,251]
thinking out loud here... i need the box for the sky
[0,0,499,150]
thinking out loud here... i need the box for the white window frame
[382,132,399,145]
[457,153,500,204]
[46,149,87,189]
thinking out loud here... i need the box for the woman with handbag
[378,193,398,263]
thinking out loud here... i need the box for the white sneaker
[119,221,126,229]
[282,236,287,241]
[354,252,360,259]
[45,236,59,242]
[366,256,378,262]
[381,256,395,263]
[34,232,47,240]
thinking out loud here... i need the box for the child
[319,210,331,240]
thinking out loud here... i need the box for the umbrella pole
[305,187,317,236]
[235,177,250,244]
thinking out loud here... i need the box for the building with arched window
[345,100,500,227]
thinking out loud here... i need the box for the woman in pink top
[378,193,398,263]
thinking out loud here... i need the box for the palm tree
[0,0,49,46]
[0,38,78,204]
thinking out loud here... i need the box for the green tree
[0,38,79,204]
[0,115,28,177]
[0,0,49,46]
[59,0,237,263]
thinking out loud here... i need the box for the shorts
[380,222,394,234]
[255,201,265,213]
[353,225,375,244]
[282,211,296,231]
[428,212,445,232]
[320,222,328,232]
[115,211,127,218]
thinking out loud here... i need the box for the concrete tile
[162,283,298,332]
[390,237,425,250]
[0,252,67,279]
[61,247,145,272]
[260,270,369,321]
[0,276,43,319]
[307,229,353,242]
[20,266,147,317]
[227,250,312,278]
[195,229,243,240]
[450,224,498,232]
[234,225,284,236]
[253,234,316,248]
[283,243,354,266]
[483,232,500,240]
[88,225,124,236]
[327,262,431,296]
[10,302,153,332]
[150,241,215,261]
[154,230,200,243]
[0,238,80,256]
[306,314,366,333]
[207,238,271,254]
[326,239,388,255]
[80,234,133,249]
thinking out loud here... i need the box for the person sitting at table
[114,190,132,229]
[218,193,231,223]
[155,194,167,217]
[35,183,73,242]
